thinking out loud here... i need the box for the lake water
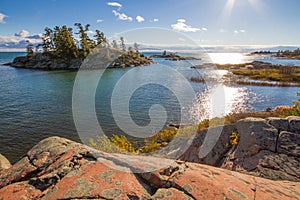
[0,52,299,163]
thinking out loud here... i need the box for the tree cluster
[27,23,107,62]
[276,48,300,58]
[26,23,142,65]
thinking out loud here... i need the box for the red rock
[0,136,299,199]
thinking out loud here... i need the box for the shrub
[110,134,135,153]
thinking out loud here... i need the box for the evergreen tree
[74,23,93,58]
[112,40,118,49]
[94,30,107,47]
[26,40,34,57]
[42,27,54,52]
[53,25,78,62]
[119,37,126,52]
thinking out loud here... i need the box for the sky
[1,0,300,50]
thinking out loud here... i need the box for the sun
[222,0,264,19]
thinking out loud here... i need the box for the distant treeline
[276,48,300,58]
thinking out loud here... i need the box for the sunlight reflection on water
[190,85,251,121]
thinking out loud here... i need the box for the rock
[180,125,235,166]
[0,154,11,170]
[277,131,300,157]
[266,117,289,131]
[287,116,300,133]
[235,118,278,154]
[218,117,300,181]
[10,51,154,70]
[1,136,300,199]
[257,153,300,181]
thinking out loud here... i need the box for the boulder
[0,154,11,170]
[266,117,289,131]
[218,117,300,181]
[277,131,300,157]
[287,116,300,133]
[1,136,300,199]
[180,125,235,166]
[235,118,278,155]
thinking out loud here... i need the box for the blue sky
[1,0,300,50]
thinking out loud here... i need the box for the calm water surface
[0,52,299,163]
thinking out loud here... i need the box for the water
[0,52,299,163]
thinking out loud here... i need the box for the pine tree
[26,40,34,57]
[94,30,107,47]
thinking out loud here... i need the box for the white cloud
[202,28,208,31]
[150,18,159,23]
[219,28,226,33]
[86,30,95,35]
[0,13,7,24]
[14,30,30,38]
[136,15,144,23]
[96,19,104,23]
[234,29,246,34]
[107,2,122,9]
[112,10,133,21]
[0,34,42,50]
[171,19,203,32]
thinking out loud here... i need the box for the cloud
[0,13,7,24]
[96,19,104,23]
[171,19,204,32]
[86,30,95,35]
[14,30,30,38]
[112,10,133,21]
[136,15,144,23]
[202,28,208,31]
[150,18,159,22]
[26,34,43,39]
[234,29,246,34]
[0,34,43,50]
[107,2,122,9]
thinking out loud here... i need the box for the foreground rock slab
[181,117,300,182]
[1,137,300,199]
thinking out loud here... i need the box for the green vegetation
[230,68,300,82]
[276,48,300,58]
[27,23,107,61]
[290,92,300,116]
[23,23,152,68]
[212,62,300,86]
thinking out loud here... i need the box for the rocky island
[150,50,201,61]
[191,61,300,87]
[276,48,300,60]
[8,23,154,70]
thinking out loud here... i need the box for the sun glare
[222,0,264,20]
[208,53,244,64]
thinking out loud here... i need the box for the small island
[192,61,300,87]
[275,48,300,59]
[150,50,201,61]
[8,23,154,70]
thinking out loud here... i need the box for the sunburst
[221,0,265,20]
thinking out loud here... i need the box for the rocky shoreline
[7,52,154,70]
[0,116,299,199]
